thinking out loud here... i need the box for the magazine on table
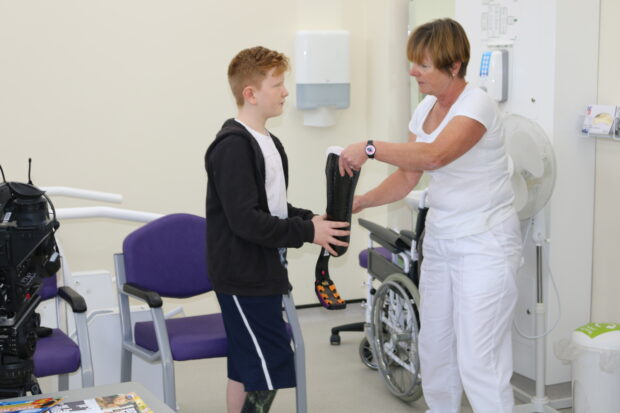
[49,393,152,413]
[0,397,63,412]
[0,393,151,413]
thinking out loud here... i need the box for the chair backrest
[122,213,211,298]
[40,274,58,300]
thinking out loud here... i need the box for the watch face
[365,145,376,156]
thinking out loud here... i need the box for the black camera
[0,166,60,397]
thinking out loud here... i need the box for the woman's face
[409,54,452,96]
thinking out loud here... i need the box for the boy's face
[250,68,289,118]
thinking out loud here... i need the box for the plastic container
[556,322,620,413]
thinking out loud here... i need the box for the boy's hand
[311,214,350,256]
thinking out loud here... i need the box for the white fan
[505,114,562,413]
[505,114,557,221]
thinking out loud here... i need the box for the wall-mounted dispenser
[295,30,350,127]
[479,49,508,103]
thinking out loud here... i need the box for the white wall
[0,0,412,311]
[592,0,620,323]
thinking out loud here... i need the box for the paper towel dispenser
[295,30,350,127]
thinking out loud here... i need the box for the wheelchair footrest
[315,278,346,310]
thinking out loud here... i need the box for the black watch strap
[365,139,376,159]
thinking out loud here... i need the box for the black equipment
[314,152,360,310]
[0,162,60,398]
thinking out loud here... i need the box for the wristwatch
[365,139,376,159]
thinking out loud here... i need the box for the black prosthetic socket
[314,152,360,310]
[324,153,360,256]
[241,390,277,413]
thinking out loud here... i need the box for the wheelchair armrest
[358,218,409,253]
[367,249,404,282]
[123,283,163,308]
[398,230,415,249]
[58,286,87,313]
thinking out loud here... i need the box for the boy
[205,46,349,413]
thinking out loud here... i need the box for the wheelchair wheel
[358,337,377,370]
[371,273,423,403]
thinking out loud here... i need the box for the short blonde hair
[227,46,289,106]
[407,18,470,78]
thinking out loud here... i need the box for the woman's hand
[338,141,367,177]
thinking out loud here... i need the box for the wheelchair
[330,191,428,403]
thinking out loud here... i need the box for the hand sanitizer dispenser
[295,30,350,127]
[479,49,508,103]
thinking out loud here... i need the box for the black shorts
[216,293,295,391]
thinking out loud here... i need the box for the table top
[1,381,174,412]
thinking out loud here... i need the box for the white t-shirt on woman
[408,84,515,239]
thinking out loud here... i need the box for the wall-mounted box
[295,30,350,127]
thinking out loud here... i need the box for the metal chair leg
[283,293,306,413]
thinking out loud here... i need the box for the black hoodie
[205,119,315,295]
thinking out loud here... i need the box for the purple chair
[32,274,94,391]
[114,213,226,410]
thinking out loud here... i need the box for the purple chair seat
[134,314,227,361]
[358,247,392,269]
[33,329,80,377]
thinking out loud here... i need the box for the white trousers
[418,214,522,413]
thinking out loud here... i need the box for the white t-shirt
[408,84,514,239]
[236,119,288,219]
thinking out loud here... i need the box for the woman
[339,19,521,413]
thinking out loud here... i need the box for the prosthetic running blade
[315,248,346,310]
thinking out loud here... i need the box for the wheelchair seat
[358,247,391,269]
